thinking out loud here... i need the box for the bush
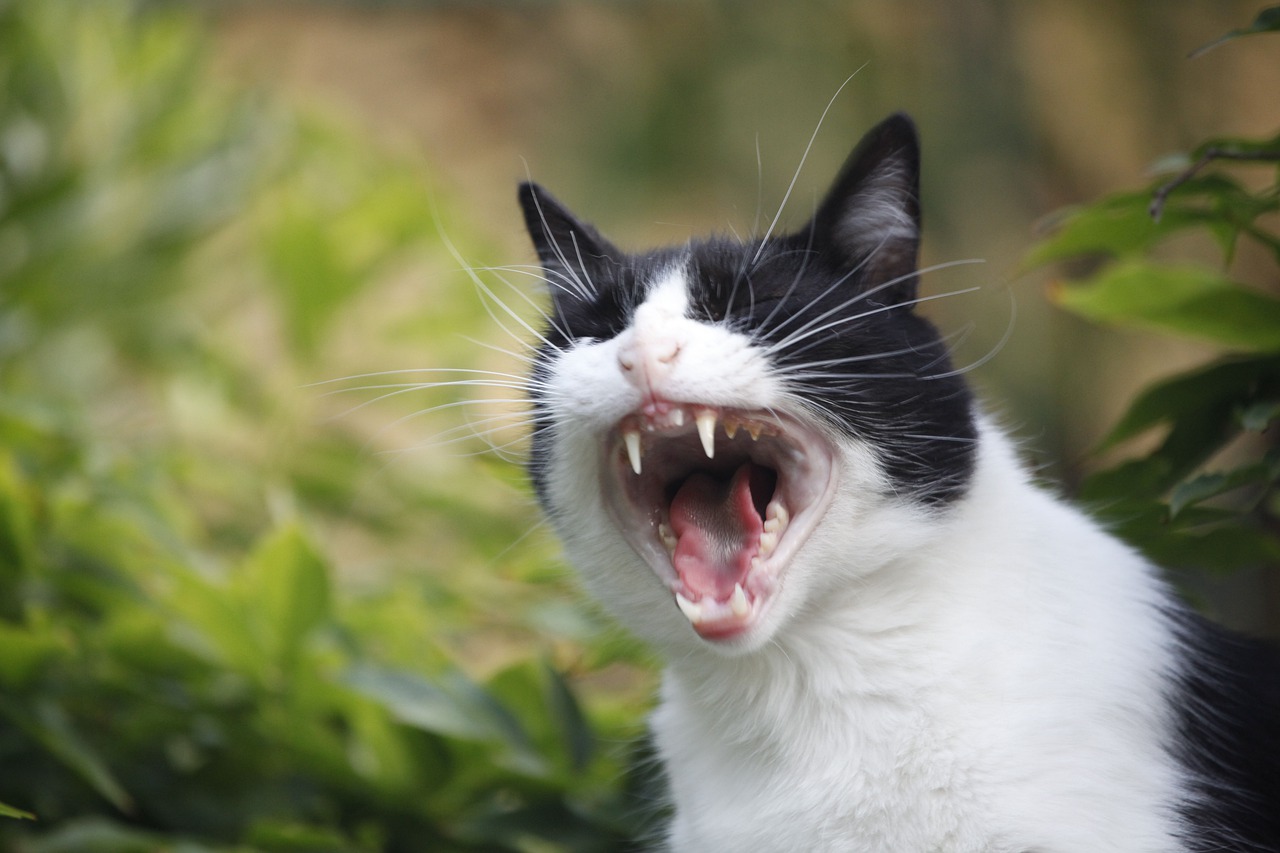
[0,3,652,850]
[1025,9,1280,593]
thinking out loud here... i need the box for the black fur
[518,112,1280,851]
[1170,609,1280,851]
[519,113,976,508]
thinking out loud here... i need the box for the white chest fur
[648,429,1184,853]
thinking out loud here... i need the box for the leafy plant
[0,2,653,851]
[1025,8,1280,585]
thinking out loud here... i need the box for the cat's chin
[599,400,838,646]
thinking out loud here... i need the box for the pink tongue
[669,462,764,601]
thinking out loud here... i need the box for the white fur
[540,266,1188,852]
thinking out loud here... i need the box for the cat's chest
[651,672,1001,853]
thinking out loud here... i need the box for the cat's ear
[802,112,921,306]
[518,182,619,312]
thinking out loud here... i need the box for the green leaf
[0,800,35,821]
[1240,399,1280,431]
[1169,459,1280,518]
[240,523,332,675]
[1051,262,1280,351]
[0,699,132,814]
[0,621,64,688]
[543,661,594,773]
[1190,5,1280,57]
[1024,188,1213,269]
[343,663,536,765]
[1100,357,1280,449]
[0,453,39,616]
[8,817,203,853]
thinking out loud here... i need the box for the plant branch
[1149,147,1280,221]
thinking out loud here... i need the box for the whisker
[766,257,982,347]
[752,67,867,265]
[305,366,526,388]
[922,285,1017,381]
[769,282,982,358]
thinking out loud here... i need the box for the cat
[514,113,1280,852]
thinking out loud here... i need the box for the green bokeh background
[0,2,1276,850]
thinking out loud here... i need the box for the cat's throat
[669,462,775,601]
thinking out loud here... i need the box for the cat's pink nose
[618,335,681,392]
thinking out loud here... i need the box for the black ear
[802,112,921,306]
[518,182,619,313]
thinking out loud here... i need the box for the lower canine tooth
[730,584,749,617]
[623,430,642,475]
[675,592,702,623]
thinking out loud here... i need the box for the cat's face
[521,114,976,656]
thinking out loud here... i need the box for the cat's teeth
[658,521,677,554]
[764,501,789,535]
[746,422,762,441]
[623,429,643,475]
[758,530,778,557]
[675,592,702,623]
[696,410,717,459]
[723,418,739,439]
[730,583,749,617]
[669,408,685,427]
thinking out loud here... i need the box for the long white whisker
[524,181,595,301]
[758,215,832,333]
[328,390,535,424]
[306,367,527,388]
[461,335,536,366]
[770,283,981,360]
[751,66,866,266]
[923,286,1018,380]
[767,259,983,351]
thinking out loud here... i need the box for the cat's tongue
[669,462,765,601]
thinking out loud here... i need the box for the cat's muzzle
[601,401,838,643]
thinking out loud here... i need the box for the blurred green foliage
[1027,8,1280,581]
[0,2,653,850]
[2,0,1275,849]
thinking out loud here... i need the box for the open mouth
[600,401,838,641]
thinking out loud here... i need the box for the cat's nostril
[655,342,681,364]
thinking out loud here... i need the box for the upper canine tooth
[696,410,717,459]
[623,429,643,475]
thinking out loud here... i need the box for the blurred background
[1,2,1277,850]
[209,0,1280,623]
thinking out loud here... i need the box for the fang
[696,410,717,459]
[624,430,643,475]
[675,592,702,623]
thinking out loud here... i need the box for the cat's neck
[650,420,1182,851]
[658,417,1170,719]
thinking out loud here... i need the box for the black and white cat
[515,113,1280,852]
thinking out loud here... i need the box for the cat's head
[520,113,977,656]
